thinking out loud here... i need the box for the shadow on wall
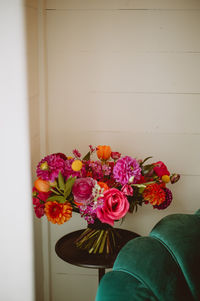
[24,2,44,301]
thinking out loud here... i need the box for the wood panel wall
[45,1,200,300]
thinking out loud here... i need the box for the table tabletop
[55,228,140,270]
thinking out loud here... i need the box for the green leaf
[142,164,154,175]
[58,171,65,191]
[47,195,66,203]
[82,151,91,161]
[50,188,61,195]
[138,186,146,194]
[140,156,153,165]
[64,176,76,198]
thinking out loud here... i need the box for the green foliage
[127,186,145,213]
[47,195,66,203]
[140,156,152,166]
[48,174,76,204]
[58,171,65,191]
[141,164,154,176]
[64,176,76,198]
[82,151,91,161]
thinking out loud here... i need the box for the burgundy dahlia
[153,188,173,210]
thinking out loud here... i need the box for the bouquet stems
[75,227,118,254]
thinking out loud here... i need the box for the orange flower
[98,181,109,191]
[73,200,83,206]
[45,201,72,224]
[97,145,111,161]
[87,171,93,177]
[34,178,50,192]
[143,183,165,206]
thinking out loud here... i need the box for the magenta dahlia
[113,156,141,185]
[36,154,67,182]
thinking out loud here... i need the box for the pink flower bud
[170,174,180,184]
[111,152,121,160]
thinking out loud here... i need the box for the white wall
[44,1,200,300]
[0,1,34,300]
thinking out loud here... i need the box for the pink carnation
[72,177,96,204]
[121,184,133,196]
[97,188,129,226]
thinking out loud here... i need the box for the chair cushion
[113,237,192,300]
[150,213,200,300]
[96,270,156,301]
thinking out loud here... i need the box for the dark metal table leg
[98,268,105,283]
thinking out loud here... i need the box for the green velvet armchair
[96,210,200,301]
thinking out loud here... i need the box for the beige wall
[42,0,200,300]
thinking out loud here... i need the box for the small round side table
[55,228,140,283]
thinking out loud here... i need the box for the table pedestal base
[55,228,140,283]
[98,268,105,283]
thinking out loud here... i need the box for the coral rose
[97,188,129,226]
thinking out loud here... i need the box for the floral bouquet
[32,145,180,254]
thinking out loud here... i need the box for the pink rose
[111,152,121,160]
[72,177,96,204]
[97,188,129,226]
[121,184,133,196]
[153,161,170,177]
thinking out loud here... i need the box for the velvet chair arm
[96,210,200,301]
